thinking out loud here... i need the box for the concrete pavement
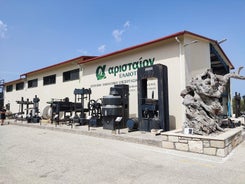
[0,124,245,184]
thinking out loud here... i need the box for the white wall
[4,38,213,130]
[81,40,183,129]
[5,65,82,115]
[184,37,211,81]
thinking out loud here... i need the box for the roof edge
[79,30,187,64]
[78,30,234,70]
[4,78,25,86]
[5,30,234,84]
[20,55,96,78]
[212,42,234,69]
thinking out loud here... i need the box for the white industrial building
[3,31,234,130]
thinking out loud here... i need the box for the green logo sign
[96,65,106,80]
[95,57,155,80]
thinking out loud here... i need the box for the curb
[9,121,163,148]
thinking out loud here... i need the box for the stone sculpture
[181,67,245,135]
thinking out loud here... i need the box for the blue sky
[0,0,245,96]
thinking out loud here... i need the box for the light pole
[218,38,227,44]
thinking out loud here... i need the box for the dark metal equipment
[88,99,102,128]
[49,97,75,125]
[126,118,139,132]
[234,92,241,118]
[48,89,90,125]
[26,95,41,123]
[242,95,245,115]
[16,97,34,121]
[102,84,129,130]
[16,95,41,123]
[48,88,91,126]
[137,64,169,131]
[16,97,32,116]
[73,88,91,125]
[221,118,241,128]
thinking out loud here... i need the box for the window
[63,69,79,82]
[6,85,13,92]
[28,79,38,88]
[16,82,24,90]
[43,74,56,85]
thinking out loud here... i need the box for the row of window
[6,69,79,92]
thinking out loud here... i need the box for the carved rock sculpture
[181,67,245,135]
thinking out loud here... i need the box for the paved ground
[0,124,245,184]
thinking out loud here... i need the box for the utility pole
[0,79,4,108]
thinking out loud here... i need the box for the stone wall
[161,127,243,157]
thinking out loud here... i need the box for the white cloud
[112,20,130,42]
[98,44,106,53]
[112,29,124,42]
[123,21,130,28]
[0,20,7,39]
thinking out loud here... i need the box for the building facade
[4,31,234,130]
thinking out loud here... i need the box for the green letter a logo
[96,65,106,80]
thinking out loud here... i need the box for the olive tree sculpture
[181,67,245,135]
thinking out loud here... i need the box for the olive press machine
[137,64,169,131]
